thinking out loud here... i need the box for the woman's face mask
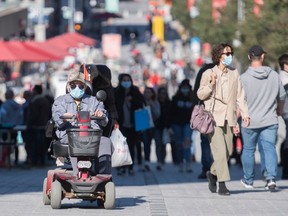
[70,86,85,99]
[121,81,132,89]
[222,54,233,66]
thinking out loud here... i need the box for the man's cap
[249,45,267,56]
[68,70,85,84]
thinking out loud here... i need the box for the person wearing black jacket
[80,64,119,137]
[192,63,215,179]
[114,73,146,175]
[170,79,195,173]
[156,86,178,165]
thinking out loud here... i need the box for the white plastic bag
[110,128,133,167]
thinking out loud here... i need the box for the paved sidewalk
[0,127,288,216]
[0,154,288,216]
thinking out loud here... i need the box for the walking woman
[170,79,194,173]
[197,43,250,195]
[114,73,145,175]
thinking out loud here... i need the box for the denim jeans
[241,124,278,184]
[171,124,192,164]
[200,134,213,172]
[142,128,164,163]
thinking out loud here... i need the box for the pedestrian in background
[192,63,215,179]
[157,86,176,165]
[278,53,288,179]
[21,90,32,165]
[27,85,51,166]
[141,87,161,171]
[197,43,250,196]
[114,73,145,175]
[240,45,286,190]
[170,79,194,173]
[0,89,23,166]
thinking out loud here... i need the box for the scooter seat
[53,141,69,157]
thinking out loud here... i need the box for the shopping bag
[134,106,154,131]
[110,128,133,167]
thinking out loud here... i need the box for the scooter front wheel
[50,180,62,209]
[104,182,115,209]
[42,178,51,205]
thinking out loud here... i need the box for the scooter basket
[67,128,102,157]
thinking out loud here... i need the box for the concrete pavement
[1,135,288,216]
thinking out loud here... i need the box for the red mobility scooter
[42,91,115,209]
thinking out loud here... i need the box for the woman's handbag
[110,128,133,167]
[190,104,215,134]
[191,70,216,134]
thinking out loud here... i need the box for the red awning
[0,41,20,61]
[0,40,63,62]
[24,41,72,58]
[46,32,96,50]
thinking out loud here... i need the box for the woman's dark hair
[118,73,132,83]
[144,87,157,100]
[278,54,288,70]
[211,43,233,65]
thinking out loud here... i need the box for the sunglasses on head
[70,83,85,90]
[222,52,233,56]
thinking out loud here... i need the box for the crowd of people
[0,84,53,167]
[0,42,287,197]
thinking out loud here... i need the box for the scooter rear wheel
[51,180,62,209]
[104,182,115,209]
[42,178,51,205]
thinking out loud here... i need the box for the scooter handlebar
[60,115,75,120]
[90,115,106,120]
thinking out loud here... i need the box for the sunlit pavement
[1,128,288,216]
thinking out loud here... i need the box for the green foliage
[171,0,288,68]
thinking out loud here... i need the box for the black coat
[114,76,145,127]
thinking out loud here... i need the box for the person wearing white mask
[52,68,112,176]
[197,43,250,196]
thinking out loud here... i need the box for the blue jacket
[0,99,23,125]
[52,93,108,143]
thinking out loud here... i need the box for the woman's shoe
[218,182,230,196]
[206,171,217,193]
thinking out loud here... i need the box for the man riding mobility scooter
[42,69,115,209]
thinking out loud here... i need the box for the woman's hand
[242,117,250,128]
[233,123,240,136]
[94,109,104,117]
[210,71,217,86]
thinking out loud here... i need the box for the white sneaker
[265,179,276,190]
[241,179,254,189]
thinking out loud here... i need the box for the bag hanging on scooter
[110,128,133,167]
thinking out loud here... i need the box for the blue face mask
[121,81,132,89]
[70,86,85,99]
[222,55,233,66]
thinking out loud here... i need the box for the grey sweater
[241,66,286,129]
